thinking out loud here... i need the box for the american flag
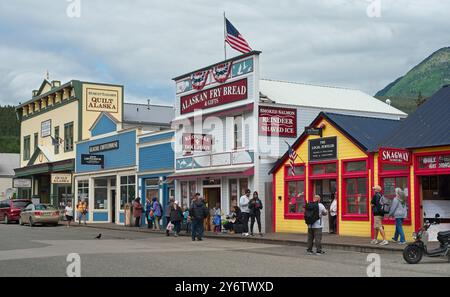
[285,141,298,176]
[225,17,252,54]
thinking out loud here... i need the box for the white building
[0,153,20,199]
[170,51,406,233]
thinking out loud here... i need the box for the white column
[89,176,94,223]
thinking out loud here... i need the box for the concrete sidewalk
[79,223,406,253]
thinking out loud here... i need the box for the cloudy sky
[0,0,448,106]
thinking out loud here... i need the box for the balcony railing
[176,150,254,170]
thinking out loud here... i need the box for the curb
[80,224,403,254]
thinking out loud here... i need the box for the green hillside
[0,106,20,153]
[375,47,450,113]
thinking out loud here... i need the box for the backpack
[380,196,391,214]
[304,202,320,225]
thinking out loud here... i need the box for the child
[182,207,190,234]
[213,203,222,234]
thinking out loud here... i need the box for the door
[203,187,221,231]
[312,179,337,233]
[111,189,116,223]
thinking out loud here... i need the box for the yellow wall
[20,100,79,167]
[275,118,372,237]
[81,83,123,140]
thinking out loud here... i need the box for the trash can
[124,203,133,226]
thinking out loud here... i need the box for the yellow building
[14,79,124,205]
[271,85,450,240]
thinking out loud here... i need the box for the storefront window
[229,178,248,209]
[120,176,135,210]
[286,165,305,177]
[77,180,89,203]
[181,181,196,208]
[382,177,408,199]
[94,178,108,210]
[382,163,409,171]
[345,161,366,173]
[311,163,336,175]
[344,178,367,215]
[287,180,305,214]
[145,178,159,204]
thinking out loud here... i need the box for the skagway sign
[180,78,247,114]
[89,141,119,153]
[379,147,411,165]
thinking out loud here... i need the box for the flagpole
[223,11,227,61]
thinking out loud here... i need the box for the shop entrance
[421,174,450,223]
[111,189,116,223]
[311,179,337,233]
[203,187,221,231]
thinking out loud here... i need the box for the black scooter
[403,214,450,264]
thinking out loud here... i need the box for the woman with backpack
[151,197,162,231]
[388,188,407,244]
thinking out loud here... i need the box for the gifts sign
[180,78,247,114]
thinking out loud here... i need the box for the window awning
[167,165,254,181]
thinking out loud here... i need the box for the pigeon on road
[95,233,102,239]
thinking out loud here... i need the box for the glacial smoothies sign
[258,106,297,138]
[180,78,247,114]
[379,147,411,165]
[86,88,119,113]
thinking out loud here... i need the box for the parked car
[19,204,60,227]
[0,199,32,224]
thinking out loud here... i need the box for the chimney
[147,99,151,110]
[52,80,61,88]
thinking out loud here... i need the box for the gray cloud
[0,0,449,106]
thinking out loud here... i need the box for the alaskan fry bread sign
[86,88,119,113]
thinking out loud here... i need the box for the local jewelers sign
[258,106,297,137]
[180,78,247,114]
[183,134,212,151]
[379,147,411,165]
[86,88,119,113]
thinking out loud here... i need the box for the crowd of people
[130,188,265,240]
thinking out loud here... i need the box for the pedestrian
[305,195,328,255]
[389,188,407,244]
[370,185,389,245]
[77,199,87,225]
[145,198,153,229]
[165,197,174,236]
[133,198,143,227]
[183,207,191,234]
[329,192,337,234]
[223,206,240,234]
[212,202,222,233]
[170,201,183,237]
[189,194,208,241]
[152,197,162,230]
[249,191,263,236]
[65,201,74,228]
[239,189,251,237]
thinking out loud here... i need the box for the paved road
[0,224,448,277]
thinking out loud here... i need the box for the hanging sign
[258,106,297,137]
[379,147,411,165]
[309,137,337,161]
[81,154,104,166]
[182,134,212,152]
[180,78,247,114]
[305,126,322,137]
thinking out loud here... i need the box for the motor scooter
[403,214,450,264]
